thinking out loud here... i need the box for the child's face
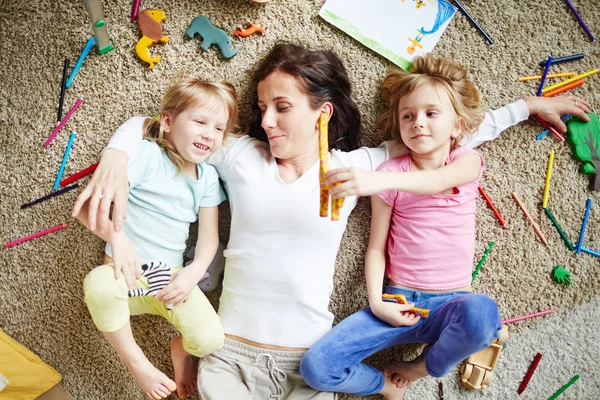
[161,103,228,165]
[397,83,461,155]
[257,71,321,161]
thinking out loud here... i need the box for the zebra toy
[128,261,174,309]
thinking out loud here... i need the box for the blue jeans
[300,286,502,395]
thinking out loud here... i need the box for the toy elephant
[186,16,239,59]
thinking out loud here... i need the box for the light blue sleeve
[198,164,226,208]
[127,140,161,188]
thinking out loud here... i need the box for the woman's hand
[371,301,422,327]
[326,168,385,198]
[110,232,141,291]
[72,149,129,233]
[155,267,199,308]
[524,95,592,133]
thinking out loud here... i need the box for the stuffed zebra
[128,261,174,309]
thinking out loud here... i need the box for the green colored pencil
[472,241,495,282]
[543,208,575,251]
[548,374,579,400]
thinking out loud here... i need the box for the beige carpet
[1,0,599,399]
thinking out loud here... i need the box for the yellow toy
[381,294,430,318]
[460,325,508,390]
[319,113,345,221]
[135,9,169,70]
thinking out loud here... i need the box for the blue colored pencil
[53,132,76,190]
[537,56,553,97]
[575,198,592,254]
[580,246,600,258]
[452,0,494,45]
[564,0,596,42]
[66,37,96,88]
[539,53,584,66]
[536,114,571,140]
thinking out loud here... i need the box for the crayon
[57,58,69,122]
[4,224,69,248]
[539,53,584,66]
[53,132,76,190]
[21,183,80,209]
[517,352,542,395]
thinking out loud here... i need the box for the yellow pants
[0,329,62,399]
[83,264,224,358]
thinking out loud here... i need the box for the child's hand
[155,267,198,308]
[110,233,141,290]
[371,301,422,327]
[326,168,384,198]
[524,95,592,133]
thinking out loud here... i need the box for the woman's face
[257,71,321,161]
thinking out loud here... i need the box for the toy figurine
[234,21,268,38]
[135,9,169,70]
[552,265,572,285]
[186,16,239,59]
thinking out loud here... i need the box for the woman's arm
[156,206,220,307]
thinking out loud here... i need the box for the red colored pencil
[478,185,507,228]
[4,224,68,248]
[534,115,565,141]
[60,162,98,187]
[517,353,542,394]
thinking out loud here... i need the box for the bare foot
[384,352,429,387]
[126,356,176,400]
[380,379,409,400]
[170,336,198,399]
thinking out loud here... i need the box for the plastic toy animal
[129,261,174,309]
[186,16,239,59]
[567,114,600,190]
[135,9,169,70]
[381,294,430,318]
[460,326,508,391]
[234,21,268,38]
[552,265,572,285]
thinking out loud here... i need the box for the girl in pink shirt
[301,54,510,399]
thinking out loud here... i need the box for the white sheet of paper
[319,0,456,70]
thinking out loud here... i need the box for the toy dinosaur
[382,293,430,318]
[234,21,268,38]
[186,16,239,59]
[552,265,572,285]
[135,9,169,70]
[567,113,600,190]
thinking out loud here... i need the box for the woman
[72,42,590,399]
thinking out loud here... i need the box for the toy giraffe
[319,113,345,221]
[382,293,430,318]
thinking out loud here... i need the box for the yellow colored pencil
[519,72,576,81]
[541,68,598,93]
[318,113,330,218]
[542,151,554,209]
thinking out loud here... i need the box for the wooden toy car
[460,325,508,391]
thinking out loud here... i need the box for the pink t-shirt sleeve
[448,146,485,180]
[376,156,410,206]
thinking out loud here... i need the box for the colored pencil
[53,132,76,191]
[534,115,565,141]
[537,56,553,96]
[472,241,495,282]
[542,68,598,93]
[438,381,444,400]
[478,185,506,228]
[536,114,572,140]
[543,208,575,251]
[512,192,549,247]
[564,0,595,41]
[575,198,592,254]
[520,72,576,81]
[4,223,68,248]
[60,162,99,186]
[21,183,80,209]
[44,98,83,147]
[517,353,542,395]
[66,37,96,88]
[548,374,580,400]
[542,79,584,98]
[57,58,69,122]
[539,53,584,66]
[580,246,600,258]
[502,309,553,325]
[131,0,141,23]
[452,0,494,45]
[542,151,554,208]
